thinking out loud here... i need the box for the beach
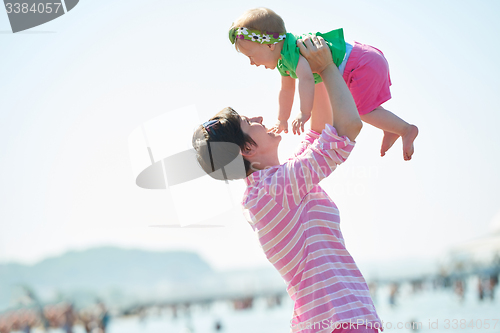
[17,275,499,333]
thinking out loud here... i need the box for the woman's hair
[192,107,256,180]
[231,8,286,51]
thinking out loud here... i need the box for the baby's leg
[309,82,332,132]
[361,106,418,160]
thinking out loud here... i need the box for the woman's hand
[296,36,334,75]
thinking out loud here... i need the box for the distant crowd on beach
[0,301,109,333]
[1,267,498,333]
[368,271,499,309]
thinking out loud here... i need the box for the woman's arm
[267,125,354,209]
[297,36,362,141]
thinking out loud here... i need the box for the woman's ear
[241,143,256,158]
[268,44,276,51]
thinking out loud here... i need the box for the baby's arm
[272,76,296,134]
[292,55,315,135]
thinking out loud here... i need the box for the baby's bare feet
[381,131,399,157]
[402,125,419,161]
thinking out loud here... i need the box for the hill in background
[0,247,285,312]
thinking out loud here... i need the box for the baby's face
[237,39,281,70]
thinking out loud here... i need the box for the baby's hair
[192,107,256,180]
[231,7,286,51]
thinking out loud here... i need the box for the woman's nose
[250,116,263,124]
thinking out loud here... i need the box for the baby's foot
[381,131,399,157]
[402,125,419,161]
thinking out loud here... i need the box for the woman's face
[240,115,281,153]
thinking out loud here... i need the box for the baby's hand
[271,119,288,134]
[292,112,311,135]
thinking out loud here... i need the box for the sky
[1,0,499,272]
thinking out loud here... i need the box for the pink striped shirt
[242,124,382,333]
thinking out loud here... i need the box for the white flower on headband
[249,33,261,42]
[237,27,248,35]
[261,35,271,43]
[279,34,286,41]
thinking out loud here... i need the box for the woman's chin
[268,131,281,138]
[274,133,283,143]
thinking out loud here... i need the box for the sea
[24,275,500,333]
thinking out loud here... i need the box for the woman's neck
[249,154,280,173]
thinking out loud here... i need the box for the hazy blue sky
[1,0,499,271]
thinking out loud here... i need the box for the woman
[193,36,382,333]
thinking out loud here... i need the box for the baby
[229,7,418,160]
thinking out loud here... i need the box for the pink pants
[342,41,392,115]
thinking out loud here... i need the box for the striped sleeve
[288,129,321,160]
[269,124,354,209]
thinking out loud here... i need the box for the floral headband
[229,26,286,45]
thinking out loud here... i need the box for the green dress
[277,29,346,84]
